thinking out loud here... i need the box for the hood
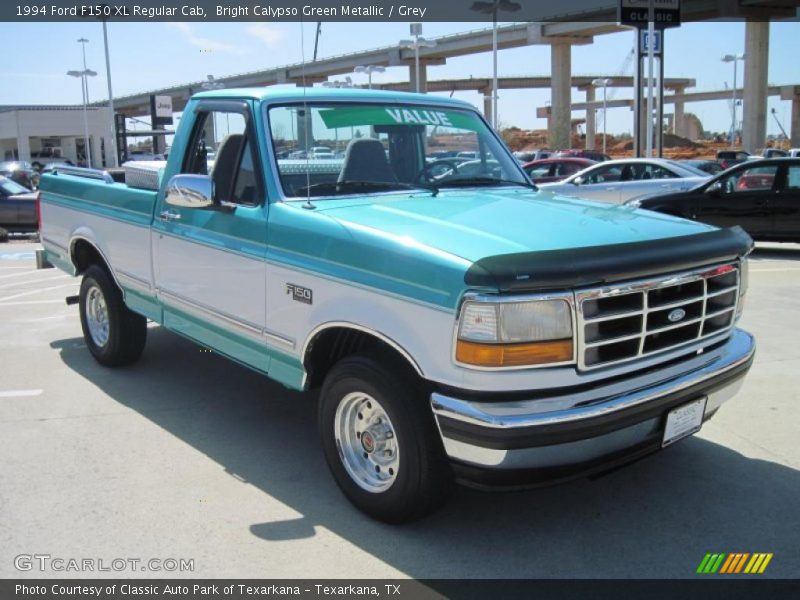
[314,187,717,264]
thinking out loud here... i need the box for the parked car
[0,175,37,232]
[554,149,611,162]
[127,151,166,161]
[627,158,800,242]
[537,158,709,203]
[38,87,754,523]
[787,148,800,158]
[716,150,751,169]
[514,149,552,163]
[0,161,38,189]
[680,159,725,176]
[521,157,596,184]
[758,148,788,159]
[29,147,67,171]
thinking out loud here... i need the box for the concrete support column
[480,89,492,121]
[584,87,596,150]
[743,20,769,153]
[15,134,30,162]
[672,86,685,137]
[549,43,572,150]
[791,95,800,147]
[408,62,428,93]
[91,136,104,168]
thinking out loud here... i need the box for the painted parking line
[0,252,36,261]
[0,269,64,280]
[0,283,77,303]
[0,389,43,398]
[0,274,70,291]
[0,299,73,306]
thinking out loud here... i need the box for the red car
[522,157,597,184]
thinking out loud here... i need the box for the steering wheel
[415,159,461,183]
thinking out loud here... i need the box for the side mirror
[705,181,723,196]
[572,176,583,185]
[165,174,215,209]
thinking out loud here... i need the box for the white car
[537,158,710,204]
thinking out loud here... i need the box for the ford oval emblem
[668,308,687,323]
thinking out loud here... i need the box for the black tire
[318,355,453,523]
[79,264,146,367]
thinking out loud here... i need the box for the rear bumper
[430,329,755,488]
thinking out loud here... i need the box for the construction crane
[596,45,635,132]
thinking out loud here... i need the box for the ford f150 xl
[38,88,755,523]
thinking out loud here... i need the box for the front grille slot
[577,265,740,370]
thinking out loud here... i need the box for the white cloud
[167,23,245,55]
[246,23,285,47]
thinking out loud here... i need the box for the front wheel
[318,356,453,523]
[79,265,147,367]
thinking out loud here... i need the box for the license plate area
[662,397,707,448]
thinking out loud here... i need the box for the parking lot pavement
[0,241,798,581]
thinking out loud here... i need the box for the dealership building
[0,105,114,168]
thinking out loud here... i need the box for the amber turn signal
[455,339,574,367]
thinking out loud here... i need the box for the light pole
[354,65,385,89]
[400,23,437,94]
[722,53,745,149]
[100,19,118,167]
[67,68,97,168]
[470,1,521,129]
[592,78,612,155]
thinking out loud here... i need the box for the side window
[527,165,551,179]
[721,165,779,193]
[640,164,676,180]
[785,166,800,190]
[182,109,260,206]
[584,165,621,184]
[558,162,581,176]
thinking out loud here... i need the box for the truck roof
[191,86,476,109]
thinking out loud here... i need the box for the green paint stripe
[697,554,713,574]
[710,554,727,573]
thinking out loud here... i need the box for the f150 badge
[286,283,313,305]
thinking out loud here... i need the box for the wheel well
[304,327,421,389]
[71,239,110,275]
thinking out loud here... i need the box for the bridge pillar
[480,88,493,121]
[549,43,572,150]
[584,87,596,150]
[792,94,800,147]
[743,20,769,153]
[408,62,428,93]
[672,86,686,137]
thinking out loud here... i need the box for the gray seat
[338,138,396,184]
[211,134,244,199]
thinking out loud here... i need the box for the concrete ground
[0,241,798,580]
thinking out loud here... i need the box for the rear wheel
[79,265,146,366]
[318,356,453,523]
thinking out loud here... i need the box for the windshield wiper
[297,180,438,196]
[440,177,537,191]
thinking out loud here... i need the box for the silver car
[537,158,709,204]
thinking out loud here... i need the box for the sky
[1,19,798,137]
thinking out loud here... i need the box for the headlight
[456,299,574,368]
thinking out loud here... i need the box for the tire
[318,355,453,523]
[79,264,147,367]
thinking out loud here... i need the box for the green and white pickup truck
[39,88,755,523]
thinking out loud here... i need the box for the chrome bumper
[430,329,755,479]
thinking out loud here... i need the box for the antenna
[300,19,315,209]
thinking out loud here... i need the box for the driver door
[152,100,270,371]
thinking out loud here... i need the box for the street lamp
[67,68,97,168]
[400,23,437,94]
[354,65,385,89]
[721,53,745,149]
[470,0,521,129]
[592,78,612,154]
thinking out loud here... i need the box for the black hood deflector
[464,226,753,292]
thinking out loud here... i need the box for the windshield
[268,103,528,198]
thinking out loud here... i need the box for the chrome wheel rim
[85,285,109,348]
[334,392,400,493]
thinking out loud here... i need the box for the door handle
[159,210,181,221]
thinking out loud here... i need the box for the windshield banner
[318,107,481,131]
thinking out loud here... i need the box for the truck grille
[576,264,740,370]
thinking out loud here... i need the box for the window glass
[527,166,551,179]
[0,177,29,195]
[721,165,779,193]
[785,166,800,190]
[583,164,621,184]
[268,103,526,198]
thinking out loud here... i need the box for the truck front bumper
[430,329,755,488]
